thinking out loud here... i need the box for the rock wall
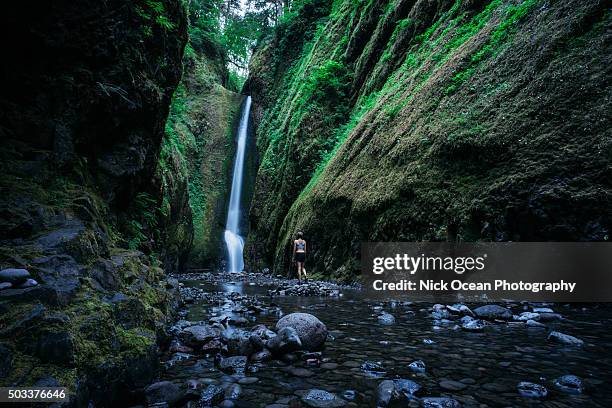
[161,44,244,269]
[246,0,611,281]
[0,0,188,405]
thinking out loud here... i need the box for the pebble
[377,312,396,325]
[548,331,583,346]
[553,374,583,394]
[517,381,548,398]
[300,389,346,407]
[408,360,426,373]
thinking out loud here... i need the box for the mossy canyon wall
[0,0,242,404]
[246,0,611,281]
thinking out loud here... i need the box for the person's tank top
[296,241,305,250]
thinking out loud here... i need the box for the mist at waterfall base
[224,96,252,273]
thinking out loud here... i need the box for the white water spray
[224,96,252,273]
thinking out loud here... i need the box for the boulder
[145,381,183,405]
[473,305,512,320]
[461,319,486,332]
[216,355,247,374]
[517,382,547,398]
[199,384,225,406]
[548,331,583,346]
[408,360,426,373]
[376,380,394,407]
[275,313,327,351]
[553,374,583,394]
[266,327,302,355]
[378,312,396,325]
[181,325,220,346]
[300,389,346,408]
[0,268,30,284]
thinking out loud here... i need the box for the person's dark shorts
[295,252,305,262]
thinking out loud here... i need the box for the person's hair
[297,231,303,239]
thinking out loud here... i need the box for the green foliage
[125,192,162,250]
[304,60,350,106]
[135,0,177,32]
[445,0,539,94]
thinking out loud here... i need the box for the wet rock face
[276,313,328,351]
[0,0,188,404]
[1,0,186,202]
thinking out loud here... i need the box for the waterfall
[224,96,252,273]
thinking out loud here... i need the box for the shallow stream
[160,276,612,407]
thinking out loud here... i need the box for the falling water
[224,96,252,273]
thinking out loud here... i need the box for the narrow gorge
[0,0,610,407]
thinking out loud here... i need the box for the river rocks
[0,282,12,290]
[548,331,583,346]
[216,355,247,374]
[145,381,183,405]
[250,349,273,362]
[515,312,540,321]
[377,312,396,325]
[553,374,583,394]
[222,328,255,356]
[0,268,30,284]
[276,313,327,351]
[517,382,548,398]
[225,383,242,399]
[301,389,346,407]
[393,379,421,397]
[376,380,394,407]
[525,319,546,328]
[408,360,426,373]
[376,379,421,406]
[199,384,225,406]
[473,305,512,320]
[19,278,38,288]
[269,281,342,297]
[361,361,385,377]
[461,319,486,332]
[182,325,220,346]
[421,397,461,407]
[266,327,302,355]
[447,304,474,316]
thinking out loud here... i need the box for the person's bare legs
[297,261,302,282]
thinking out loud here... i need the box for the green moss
[116,327,155,357]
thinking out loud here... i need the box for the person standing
[293,232,307,283]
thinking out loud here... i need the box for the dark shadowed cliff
[0,0,188,404]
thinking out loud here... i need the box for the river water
[161,276,612,407]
